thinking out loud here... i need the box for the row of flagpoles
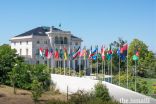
[39,44,140,91]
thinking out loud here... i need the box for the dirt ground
[0,85,68,104]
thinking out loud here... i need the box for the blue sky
[0,0,155,52]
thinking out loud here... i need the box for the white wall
[51,74,156,104]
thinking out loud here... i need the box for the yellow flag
[64,46,67,60]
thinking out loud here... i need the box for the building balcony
[54,43,70,47]
[20,55,31,58]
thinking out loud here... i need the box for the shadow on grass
[20,93,30,95]
[0,94,5,98]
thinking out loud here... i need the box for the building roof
[15,27,48,37]
[71,36,82,41]
[14,26,82,41]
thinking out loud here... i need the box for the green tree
[30,80,44,104]
[128,39,149,66]
[110,37,127,72]
[0,44,25,85]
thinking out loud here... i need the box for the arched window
[55,37,58,44]
[60,37,63,44]
[64,37,67,44]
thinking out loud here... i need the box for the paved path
[51,74,156,104]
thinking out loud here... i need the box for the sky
[0,0,155,53]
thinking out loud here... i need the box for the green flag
[99,53,102,60]
[59,23,61,27]
[133,45,140,61]
[60,46,62,59]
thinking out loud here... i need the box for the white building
[10,26,89,70]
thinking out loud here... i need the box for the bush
[76,70,85,77]
[69,89,95,104]
[94,81,111,102]
[152,83,156,94]
[30,80,44,103]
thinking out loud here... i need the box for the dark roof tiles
[15,27,48,37]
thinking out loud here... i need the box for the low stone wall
[51,74,156,104]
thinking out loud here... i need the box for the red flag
[120,44,128,56]
[45,47,49,57]
[55,47,59,59]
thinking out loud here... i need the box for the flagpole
[111,55,112,84]
[102,59,103,81]
[79,45,81,78]
[108,61,109,83]
[127,44,128,89]
[85,46,86,78]
[74,59,75,77]
[69,45,70,76]
[104,60,105,81]
[60,46,61,75]
[97,46,98,80]
[79,55,80,77]
[64,58,65,75]
[135,61,136,92]
[119,57,120,86]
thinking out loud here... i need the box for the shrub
[69,89,95,104]
[152,83,156,95]
[30,80,44,103]
[76,70,85,77]
[94,81,111,102]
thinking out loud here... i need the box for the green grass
[114,77,156,99]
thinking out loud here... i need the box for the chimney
[50,26,54,33]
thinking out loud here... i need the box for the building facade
[10,26,89,70]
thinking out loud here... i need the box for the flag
[117,44,125,60]
[102,45,105,61]
[73,46,75,55]
[68,47,70,59]
[55,47,59,59]
[101,45,103,60]
[107,52,111,61]
[120,44,128,56]
[111,51,114,57]
[133,45,140,61]
[64,46,67,60]
[42,47,45,59]
[59,23,61,27]
[99,53,102,60]
[73,46,80,59]
[60,46,62,59]
[92,45,98,61]
[80,46,85,57]
[109,45,111,54]
[45,47,49,57]
[89,45,92,60]
[80,46,88,57]
[84,46,86,60]
[39,47,42,57]
[48,47,53,59]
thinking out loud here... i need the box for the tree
[128,39,149,66]
[110,37,127,72]
[0,44,25,85]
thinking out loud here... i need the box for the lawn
[0,85,68,104]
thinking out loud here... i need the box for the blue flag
[117,45,125,60]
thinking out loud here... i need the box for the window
[36,61,39,65]
[14,42,16,46]
[60,37,63,44]
[20,49,22,55]
[26,41,28,45]
[36,49,39,55]
[37,40,40,44]
[44,41,47,44]
[75,42,78,45]
[75,60,78,66]
[44,61,47,65]
[70,42,72,45]
[26,49,28,55]
[64,37,67,44]
[20,41,22,45]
